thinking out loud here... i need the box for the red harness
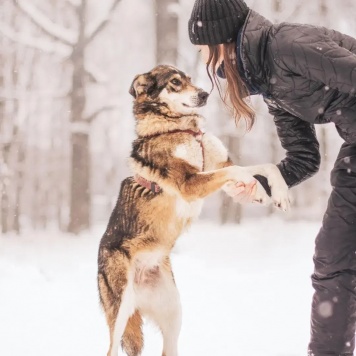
[134,129,205,194]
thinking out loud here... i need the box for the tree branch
[285,2,305,22]
[85,105,117,123]
[14,0,77,46]
[85,63,108,84]
[65,0,82,8]
[0,22,72,57]
[85,0,122,45]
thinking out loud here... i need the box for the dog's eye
[171,79,181,86]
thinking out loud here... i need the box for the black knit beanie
[188,0,249,45]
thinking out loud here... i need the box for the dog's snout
[198,91,209,102]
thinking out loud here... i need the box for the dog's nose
[198,91,209,102]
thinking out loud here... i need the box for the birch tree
[2,0,122,233]
[155,0,179,65]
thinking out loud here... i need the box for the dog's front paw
[251,164,291,212]
[266,166,291,211]
[253,181,271,205]
[226,166,256,185]
[271,184,290,212]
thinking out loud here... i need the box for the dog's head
[129,65,209,115]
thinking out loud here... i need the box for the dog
[98,65,290,356]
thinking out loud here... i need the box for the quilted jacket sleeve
[269,106,321,188]
[277,27,356,95]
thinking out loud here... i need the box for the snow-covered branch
[285,2,305,22]
[85,0,122,45]
[85,63,109,84]
[85,105,117,123]
[0,22,72,57]
[65,0,82,8]
[14,0,77,46]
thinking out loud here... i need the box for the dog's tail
[121,310,144,355]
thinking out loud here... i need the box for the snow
[0,218,318,356]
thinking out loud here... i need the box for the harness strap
[135,129,205,194]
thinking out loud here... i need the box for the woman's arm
[270,107,321,188]
[323,28,356,54]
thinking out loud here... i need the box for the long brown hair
[206,42,255,130]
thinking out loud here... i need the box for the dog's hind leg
[121,310,143,356]
[148,259,182,356]
[108,281,136,356]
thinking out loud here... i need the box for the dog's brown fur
[98,65,289,356]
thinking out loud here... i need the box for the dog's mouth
[182,99,208,108]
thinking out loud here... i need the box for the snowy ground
[0,219,319,356]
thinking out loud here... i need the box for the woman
[188,0,356,355]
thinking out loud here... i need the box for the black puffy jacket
[238,10,356,187]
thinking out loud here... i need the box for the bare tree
[155,0,179,65]
[219,133,242,224]
[2,0,121,233]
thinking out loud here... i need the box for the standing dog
[98,65,290,356]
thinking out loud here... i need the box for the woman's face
[197,44,224,68]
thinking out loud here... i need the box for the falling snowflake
[197,21,203,27]
[332,297,338,303]
[270,76,277,84]
[336,109,342,115]
[318,107,324,114]
[318,301,333,318]
[347,168,351,174]
[324,86,330,91]
[344,157,351,164]
[346,342,351,347]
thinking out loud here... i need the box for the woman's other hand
[223,180,258,204]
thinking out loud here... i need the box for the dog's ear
[129,73,155,98]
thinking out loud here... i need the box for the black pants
[309,143,356,356]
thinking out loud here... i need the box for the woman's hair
[206,42,255,130]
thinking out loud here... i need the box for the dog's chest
[173,133,229,172]
[173,139,203,171]
[175,196,203,220]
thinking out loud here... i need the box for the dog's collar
[134,175,162,194]
[135,129,205,194]
[141,129,204,142]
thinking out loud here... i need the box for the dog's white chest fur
[175,196,203,220]
[174,139,203,170]
[201,133,229,171]
[173,132,229,172]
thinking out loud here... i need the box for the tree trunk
[155,0,179,65]
[13,140,24,234]
[1,174,9,234]
[68,1,90,234]
[220,134,242,224]
[267,0,282,216]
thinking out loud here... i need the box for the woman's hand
[224,180,258,204]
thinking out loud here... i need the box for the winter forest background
[1,0,356,234]
[1,1,356,355]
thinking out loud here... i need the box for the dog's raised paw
[254,182,271,206]
[271,186,291,212]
